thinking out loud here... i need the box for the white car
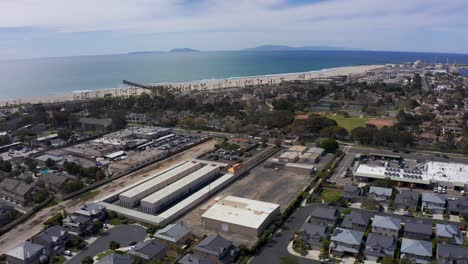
[63,250,72,256]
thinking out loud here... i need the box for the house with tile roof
[403,222,432,240]
[340,211,371,232]
[363,233,397,261]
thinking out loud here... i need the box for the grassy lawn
[96,250,113,260]
[50,256,67,264]
[45,197,61,208]
[320,188,342,203]
[322,114,370,131]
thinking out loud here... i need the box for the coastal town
[0,61,468,264]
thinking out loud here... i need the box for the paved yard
[67,225,146,264]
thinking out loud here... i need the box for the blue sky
[1,0,468,59]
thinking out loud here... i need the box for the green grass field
[324,114,370,131]
[320,188,342,203]
[322,114,396,131]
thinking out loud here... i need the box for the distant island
[244,45,359,51]
[170,48,200,53]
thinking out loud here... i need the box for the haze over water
[1,50,468,100]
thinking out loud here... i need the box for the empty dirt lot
[178,163,312,246]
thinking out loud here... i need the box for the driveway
[67,225,146,264]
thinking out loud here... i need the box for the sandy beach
[0,64,383,106]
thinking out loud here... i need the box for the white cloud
[0,0,467,54]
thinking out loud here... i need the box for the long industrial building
[140,164,221,214]
[119,161,203,207]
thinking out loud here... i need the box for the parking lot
[143,134,201,151]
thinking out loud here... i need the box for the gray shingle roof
[437,244,468,259]
[178,253,213,264]
[310,207,339,221]
[404,222,432,235]
[368,186,392,197]
[34,225,68,244]
[155,223,190,243]
[365,233,397,250]
[435,224,463,244]
[301,222,329,238]
[195,235,233,257]
[372,215,401,230]
[341,211,371,229]
[422,193,446,204]
[128,240,165,260]
[395,190,419,205]
[5,241,44,260]
[400,238,432,257]
[330,227,364,246]
[96,253,134,264]
[447,198,468,214]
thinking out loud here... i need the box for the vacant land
[366,118,396,127]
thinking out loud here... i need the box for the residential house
[371,215,401,237]
[421,193,446,214]
[329,227,364,258]
[61,214,92,236]
[400,238,432,264]
[437,244,468,264]
[178,253,213,264]
[4,241,48,264]
[363,233,397,261]
[341,211,371,232]
[300,222,330,250]
[74,203,106,221]
[194,235,238,264]
[31,225,71,257]
[0,178,33,205]
[342,185,363,203]
[394,190,419,211]
[127,240,166,262]
[155,223,191,246]
[95,253,134,264]
[404,222,432,240]
[367,186,392,204]
[436,224,463,245]
[309,207,339,226]
[40,172,77,194]
[446,198,468,216]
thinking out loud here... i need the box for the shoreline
[0,64,384,106]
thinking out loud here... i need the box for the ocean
[1,50,468,100]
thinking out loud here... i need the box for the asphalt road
[67,225,146,264]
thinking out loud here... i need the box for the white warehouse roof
[201,196,280,229]
[119,161,202,200]
[141,164,220,205]
[427,161,468,186]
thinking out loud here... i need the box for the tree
[279,255,299,264]
[319,126,348,139]
[109,240,120,251]
[58,129,73,141]
[400,256,416,264]
[82,256,94,264]
[273,138,282,147]
[318,138,339,153]
[45,158,56,168]
[1,161,12,172]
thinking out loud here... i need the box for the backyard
[319,188,342,203]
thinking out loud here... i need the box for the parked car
[63,250,72,256]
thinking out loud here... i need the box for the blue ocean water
[1,50,468,100]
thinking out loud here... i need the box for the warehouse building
[119,161,203,207]
[353,161,468,191]
[140,164,221,214]
[201,196,280,237]
[278,151,300,163]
